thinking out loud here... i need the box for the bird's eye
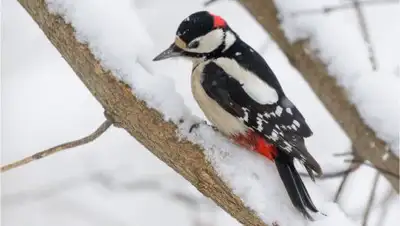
[188,40,200,49]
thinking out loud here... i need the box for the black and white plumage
[200,60,320,171]
[153,11,323,220]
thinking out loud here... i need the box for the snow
[274,0,400,154]
[42,0,358,224]
[2,0,398,225]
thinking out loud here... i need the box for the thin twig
[362,172,380,226]
[351,0,377,70]
[301,148,360,179]
[333,151,354,157]
[377,189,396,225]
[1,119,112,173]
[204,0,219,6]
[345,159,400,178]
[289,0,399,17]
[299,164,360,179]
[334,170,352,202]
[334,157,362,202]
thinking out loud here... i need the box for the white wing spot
[235,52,242,56]
[283,141,292,152]
[256,117,264,132]
[270,112,276,117]
[286,108,293,115]
[241,107,249,122]
[293,120,300,127]
[271,130,279,141]
[275,106,283,116]
[283,145,292,153]
[291,125,297,130]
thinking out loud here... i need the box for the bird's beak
[153,43,183,61]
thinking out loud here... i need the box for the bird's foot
[189,120,207,133]
[189,120,218,133]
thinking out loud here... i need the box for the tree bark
[16,0,267,225]
[238,0,399,192]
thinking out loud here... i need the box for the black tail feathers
[275,154,318,220]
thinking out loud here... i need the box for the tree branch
[204,0,219,6]
[334,151,363,202]
[350,0,377,70]
[299,164,360,179]
[362,172,380,226]
[377,189,396,225]
[1,119,112,173]
[344,159,400,178]
[237,0,399,193]
[16,1,267,225]
[288,0,399,17]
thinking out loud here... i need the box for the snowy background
[1,0,399,225]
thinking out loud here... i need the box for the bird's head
[153,11,236,62]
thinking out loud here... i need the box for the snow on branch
[16,0,358,225]
[15,1,268,225]
[238,0,400,193]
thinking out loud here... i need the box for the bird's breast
[191,62,248,136]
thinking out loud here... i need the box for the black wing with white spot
[201,62,321,175]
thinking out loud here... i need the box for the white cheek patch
[214,58,279,105]
[186,29,224,53]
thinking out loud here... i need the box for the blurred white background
[1,0,399,225]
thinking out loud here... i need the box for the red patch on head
[232,130,278,161]
[209,13,226,28]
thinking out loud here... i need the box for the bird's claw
[189,123,200,133]
[189,121,206,133]
[189,120,219,133]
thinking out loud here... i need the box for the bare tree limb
[16,1,267,225]
[237,0,400,193]
[344,159,400,178]
[334,169,354,203]
[334,152,363,202]
[204,0,219,6]
[299,164,360,179]
[362,172,380,226]
[350,0,377,70]
[333,151,354,157]
[1,119,112,173]
[377,190,396,225]
[289,0,399,17]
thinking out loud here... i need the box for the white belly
[191,63,247,136]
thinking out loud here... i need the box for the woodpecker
[153,11,323,219]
